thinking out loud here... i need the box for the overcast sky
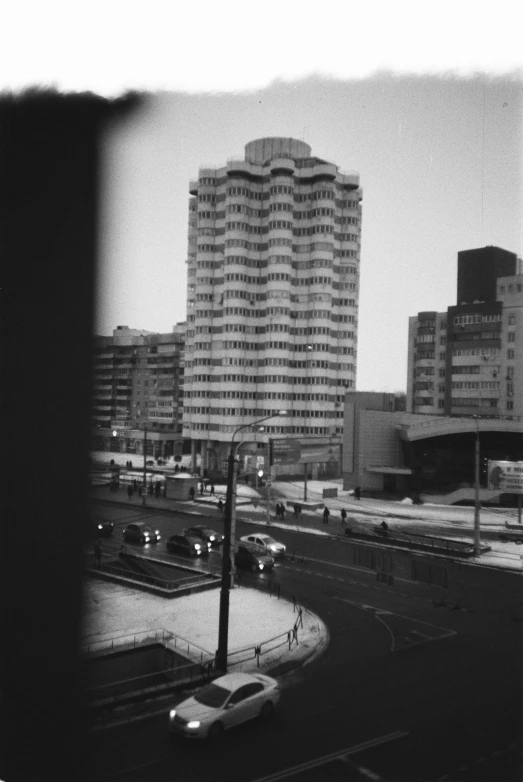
[4,2,522,393]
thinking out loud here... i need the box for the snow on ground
[82,579,315,668]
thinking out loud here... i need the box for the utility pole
[142,424,147,506]
[473,420,481,556]
[304,463,308,502]
[216,413,286,674]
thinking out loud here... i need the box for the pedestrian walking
[127,484,132,499]
[210,484,215,496]
[94,540,102,566]
[162,483,167,498]
[280,503,286,520]
[354,486,361,501]
[218,499,224,515]
[189,486,195,501]
[199,482,205,496]
[341,508,347,529]
[155,481,160,497]
[132,479,137,492]
[293,503,298,518]
[275,502,281,520]
[323,506,330,524]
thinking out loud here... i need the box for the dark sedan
[123,522,161,544]
[234,542,274,573]
[183,525,223,547]
[167,534,210,557]
[94,519,114,537]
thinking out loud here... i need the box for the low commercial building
[342,391,523,501]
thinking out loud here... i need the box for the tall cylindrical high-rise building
[183,137,362,474]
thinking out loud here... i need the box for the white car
[168,672,280,739]
[240,533,286,558]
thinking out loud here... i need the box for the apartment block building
[182,137,362,472]
[91,325,185,458]
[407,246,522,418]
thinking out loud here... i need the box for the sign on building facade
[271,437,342,466]
[488,460,523,493]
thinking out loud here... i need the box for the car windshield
[194,683,231,708]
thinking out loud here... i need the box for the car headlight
[187,721,200,729]
[195,543,201,549]
[97,524,103,530]
[210,535,215,541]
[169,709,176,718]
[259,564,264,570]
[155,530,160,536]
[144,536,150,541]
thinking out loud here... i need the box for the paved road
[87,501,522,781]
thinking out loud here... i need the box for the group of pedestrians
[275,502,286,520]
[126,480,164,499]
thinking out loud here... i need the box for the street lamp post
[215,412,286,674]
[473,416,481,556]
[142,425,147,506]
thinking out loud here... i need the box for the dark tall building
[457,246,517,305]
[407,246,522,418]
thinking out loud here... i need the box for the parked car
[94,519,114,537]
[234,542,274,572]
[122,522,160,544]
[167,534,210,557]
[240,533,286,558]
[183,525,223,547]
[168,672,280,739]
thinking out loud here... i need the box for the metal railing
[86,659,207,703]
[82,627,173,656]
[82,626,214,662]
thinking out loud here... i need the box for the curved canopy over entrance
[396,418,523,494]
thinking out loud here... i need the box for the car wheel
[251,563,258,572]
[140,535,146,544]
[208,721,224,740]
[260,700,274,719]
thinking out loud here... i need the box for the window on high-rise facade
[507,349,515,359]
[508,332,515,342]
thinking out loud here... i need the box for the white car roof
[213,672,260,689]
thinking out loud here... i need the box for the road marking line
[251,730,409,782]
[339,756,382,780]
[334,597,457,634]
